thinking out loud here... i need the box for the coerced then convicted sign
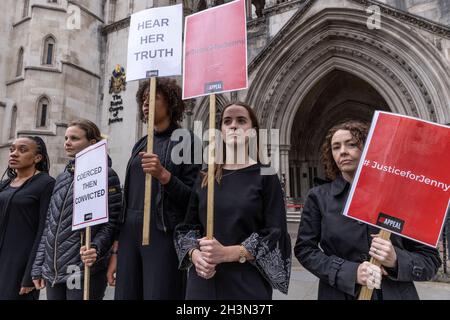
[72,140,109,231]
[182,0,248,99]
[126,4,183,81]
[343,111,450,247]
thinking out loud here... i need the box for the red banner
[182,0,247,99]
[343,111,450,247]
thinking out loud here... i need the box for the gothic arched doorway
[288,70,390,201]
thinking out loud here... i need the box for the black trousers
[45,270,107,300]
[114,209,185,300]
[0,289,39,300]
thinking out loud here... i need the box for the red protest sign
[343,111,450,247]
[182,0,248,99]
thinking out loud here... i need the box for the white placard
[72,140,109,231]
[126,4,183,81]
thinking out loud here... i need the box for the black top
[0,186,17,215]
[119,124,201,233]
[0,173,55,299]
[294,175,442,300]
[175,164,291,299]
[127,125,173,212]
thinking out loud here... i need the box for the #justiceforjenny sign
[72,140,109,231]
[126,4,183,81]
[183,0,248,99]
[343,111,450,247]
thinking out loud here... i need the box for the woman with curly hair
[108,77,201,299]
[294,120,441,300]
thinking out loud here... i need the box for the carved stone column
[279,144,290,198]
[185,99,195,130]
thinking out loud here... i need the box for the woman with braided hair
[0,136,55,299]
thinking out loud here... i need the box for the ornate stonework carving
[250,6,448,130]
[267,49,420,130]
[102,16,130,35]
[193,94,229,127]
[250,0,450,73]
[349,0,450,38]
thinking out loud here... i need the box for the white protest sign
[72,140,109,231]
[126,4,183,81]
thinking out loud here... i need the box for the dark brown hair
[68,119,103,143]
[136,77,185,124]
[201,101,260,187]
[321,120,369,180]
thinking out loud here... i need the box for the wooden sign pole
[358,229,392,300]
[246,0,252,18]
[83,226,91,300]
[206,94,216,239]
[142,77,157,245]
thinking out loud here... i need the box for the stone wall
[1,0,448,180]
[0,0,105,178]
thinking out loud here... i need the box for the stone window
[128,0,135,15]
[0,104,5,142]
[22,0,29,18]
[108,0,117,23]
[37,97,50,128]
[42,36,56,65]
[10,106,17,139]
[16,48,24,77]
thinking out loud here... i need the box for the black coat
[0,173,55,299]
[31,158,122,285]
[118,126,201,234]
[294,175,441,300]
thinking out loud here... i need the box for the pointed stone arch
[42,34,56,66]
[36,95,51,128]
[193,94,230,128]
[247,7,450,144]
[246,5,450,198]
[16,47,24,77]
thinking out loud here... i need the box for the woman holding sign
[108,78,201,300]
[294,120,441,300]
[31,119,122,300]
[174,102,292,299]
[0,136,54,300]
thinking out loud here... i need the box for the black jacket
[118,126,201,234]
[31,158,122,285]
[294,175,441,300]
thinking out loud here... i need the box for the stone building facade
[1,0,449,202]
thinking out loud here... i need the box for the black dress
[175,164,291,300]
[0,173,55,300]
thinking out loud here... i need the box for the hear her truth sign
[126,4,182,81]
